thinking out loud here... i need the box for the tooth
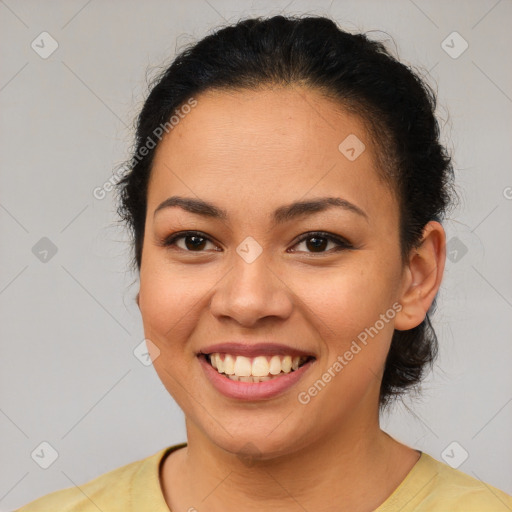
[269,355,282,375]
[234,355,252,377]
[228,374,238,381]
[224,354,235,375]
[216,354,225,373]
[282,355,292,373]
[252,356,270,377]
[239,376,252,382]
[213,352,310,378]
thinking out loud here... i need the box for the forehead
[148,87,397,226]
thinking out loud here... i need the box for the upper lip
[197,342,316,359]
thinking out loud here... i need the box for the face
[138,86,409,459]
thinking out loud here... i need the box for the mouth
[202,352,316,383]
[197,342,317,400]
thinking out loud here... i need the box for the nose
[209,253,293,328]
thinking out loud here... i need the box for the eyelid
[160,230,353,254]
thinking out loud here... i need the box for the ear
[394,221,446,331]
[136,292,140,309]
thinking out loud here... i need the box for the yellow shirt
[15,443,512,511]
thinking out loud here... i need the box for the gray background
[1,0,511,509]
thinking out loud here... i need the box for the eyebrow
[153,195,369,225]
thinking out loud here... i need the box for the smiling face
[138,86,411,458]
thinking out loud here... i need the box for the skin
[136,86,446,511]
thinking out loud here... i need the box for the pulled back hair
[115,15,457,408]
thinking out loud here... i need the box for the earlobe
[394,221,446,331]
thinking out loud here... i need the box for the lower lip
[198,355,314,401]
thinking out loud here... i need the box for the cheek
[295,276,395,416]
[138,262,202,359]
[294,257,398,387]
[298,260,395,334]
[138,266,206,407]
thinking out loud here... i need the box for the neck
[161,412,419,511]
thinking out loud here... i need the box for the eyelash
[160,230,353,254]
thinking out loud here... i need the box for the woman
[16,14,512,511]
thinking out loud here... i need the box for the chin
[191,410,320,463]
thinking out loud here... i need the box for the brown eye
[291,232,352,254]
[304,236,328,252]
[161,230,352,255]
[162,231,217,252]
[183,235,208,251]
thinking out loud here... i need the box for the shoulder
[379,452,512,511]
[424,454,512,510]
[14,444,183,512]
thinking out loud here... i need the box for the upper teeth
[209,353,308,377]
